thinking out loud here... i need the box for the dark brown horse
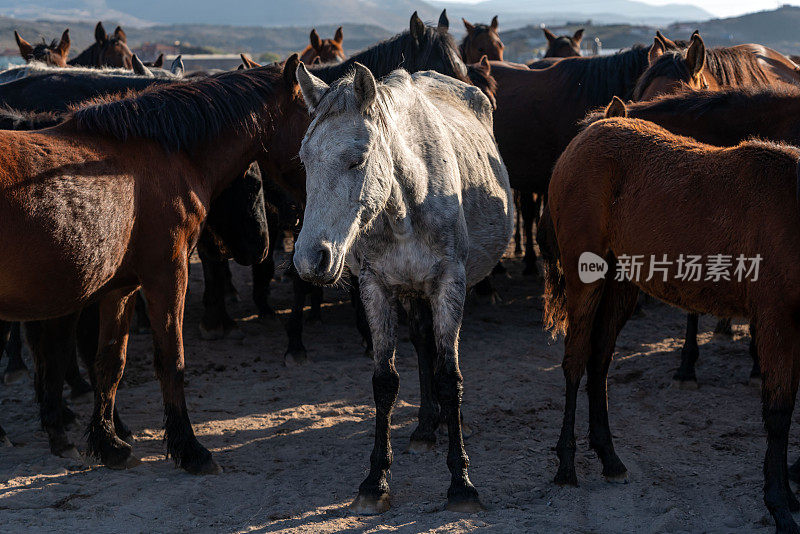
[14,29,70,67]
[634,33,800,101]
[68,22,133,69]
[299,27,346,64]
[544,114,800,533]
[460,15,503,63]
[0,60,305,473]
[543,28,583,58]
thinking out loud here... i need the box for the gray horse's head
[294,62,396,285]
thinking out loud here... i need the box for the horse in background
[14,29,70,67]
[459,15,503,63]
[294,60,512,514]
[543,28,583,57]
[300,27,345,64]
[68,21,133,69]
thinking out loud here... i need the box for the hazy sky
[436,0,799,18]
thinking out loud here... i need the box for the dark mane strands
[310,25,469,85]
[72,65,285,152]
[554,45,650,102]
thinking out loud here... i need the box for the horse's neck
[192,129,265,199]
[67,45,96,67]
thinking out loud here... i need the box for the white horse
[294,61,514,514]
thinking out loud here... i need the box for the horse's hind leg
[429,268,482,512]
[198,250,238,340]
[674,313,700,388]
[252,253,275,319]
[757,313,800,531]
[87,291,140,470]
[748,322,761,385]
[587,278,638,483]
[555,278,604,487]
[0,321,12,446]
[26,315,81,458]
[64,343,92,399]
[3,322,28,384]
[407,298,439,453]
[144,270,219,475]
[520,192,539,277]
[714,317,733,338]
[351,270,398,515]
[513,190,522,255]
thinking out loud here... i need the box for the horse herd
[3,10,800,532]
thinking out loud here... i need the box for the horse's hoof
[446,496,485,513]
[672,379,699,390]
[284,350,308,367]
[185,457,222,475]
[225,326,245,341]
[199,323,224,341]
[350,492,390,515]
[553,469,578,487]
[748,376,762,387]
[107,454,141,470]
[604,472,629,484]
[59,446,83,461]
[3,368,28,384]
[407,439,436,454]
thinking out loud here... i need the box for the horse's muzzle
[294,243,341,285]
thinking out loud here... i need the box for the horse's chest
[366,239,444,295]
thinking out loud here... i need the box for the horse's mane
[310,26,469,85]
[466,64,497,99]
[0,61,181,81]
[633,47,772,100]
[552,45,651,102]
[71,64,285,152]
[459,24,494,58]
[0,105,64,130]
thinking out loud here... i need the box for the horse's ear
[239,53,261,69]
[283,53,300,90]
[410,12,425,44]
[462,18,475,34]
[170,55,184,76]
[656,30,678,50]
[56,29,70,57]
[573,28,584,44]
[114,26,127,43]
[14,31,33,61]
[604,96,627,118]
[438,9,449,32]
[309,29,321,51]
[648,37,664,66]
[334,26,343,44]
[131,54,153,77]
[353,62,377,113]
[95,21,107,43]
[479,55,491,74]
[153,53,163,68]
[685,33,705,76]
[490,15,499,31]
[296,62,330,112]
[543,28,557,44]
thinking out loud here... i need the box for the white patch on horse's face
[295,109,392,284]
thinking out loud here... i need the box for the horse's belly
[0,174,135,320]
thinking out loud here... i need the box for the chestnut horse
[0,60,305,472]
[544,116,800,533]
[299,27,345,64]
[633,33,800,101]
[68,22,133,69]
[459,15,503,63]
[14,29,70,67]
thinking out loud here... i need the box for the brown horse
[634,32,800,101]
[14,29,70,67]
[543,28,583,58]
[460,15,503,63]
[544,115,800,533]
[299,27,345,65]
[68,22,133,69]
[0,59,306,473]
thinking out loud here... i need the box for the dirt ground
[0,250,792,533]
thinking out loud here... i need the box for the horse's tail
[540,202,568,338]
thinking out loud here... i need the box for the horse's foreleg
[674,313,700,387]
[749,322,761,385]
[0,321,12,446]
[3,322,27,384]
[513,190,522,255]
[349,274,373,357]
[284,263,309,365]
[87,291,138,469]
[758,316,800,532]
[26,315,80,458]
[251,253,275,319]
[222,259,239,303]
[64,342,92,399]
[350,270,398,515]
[430,267,482,512]
[587,279,638,483]
[144,267,219,475]
[520,192,539,277]
[408,298,439,453]
[308,285,323,323]
[198,249,236,340]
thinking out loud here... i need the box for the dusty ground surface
[0,251,792,533]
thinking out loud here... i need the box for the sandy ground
[0,251,791,533]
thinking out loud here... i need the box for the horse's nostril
[315,247,331,274]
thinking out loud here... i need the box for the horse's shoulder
[410,70,492,125]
